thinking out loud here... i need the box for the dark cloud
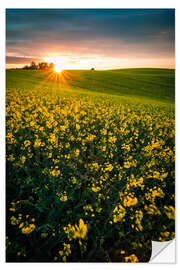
[6,56,43,64]
[6,9,175,65]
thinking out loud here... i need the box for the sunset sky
[6,9,175,70]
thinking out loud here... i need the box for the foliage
[22,61,54,71]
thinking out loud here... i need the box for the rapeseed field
[6,69,175,262]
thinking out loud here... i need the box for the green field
[6,68,175,103]
[6,68,175,262]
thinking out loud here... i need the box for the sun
[44,57,65,73]
[54,64,63,73]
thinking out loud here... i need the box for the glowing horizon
[6,55,175,70]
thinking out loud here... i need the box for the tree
[29,61,38,70]
[23,65,29,70]
[48,62,54,71]
[22,61,54,70]
[38,62,49,70]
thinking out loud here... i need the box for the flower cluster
[6,81,175,262]
[64,219,88,242]
[58,243,71,262]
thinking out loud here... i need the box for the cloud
[6,9,175,66]
[6,56,43,64]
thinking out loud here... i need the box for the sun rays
[31,69,78,98]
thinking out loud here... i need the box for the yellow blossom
[125,254,138,262]
[123,196,138,207]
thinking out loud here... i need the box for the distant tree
[23,65,29,70]
[91,68,95,70]
[48,62,54,71]
[29,61,38,70]
[38,62,49,70]
[22,61,54,70]
[44,62,49,70]
[38,62,42,70]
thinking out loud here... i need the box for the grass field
[6,68,175,102]
[6,68,175,262]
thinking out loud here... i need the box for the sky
[6,9,175,70]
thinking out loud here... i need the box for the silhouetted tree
[23,65,29,70]
[22,61,55,70]
[38,62,49,70]
[38,62,42,70]
[29,61,38,70]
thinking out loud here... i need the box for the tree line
[23,61,54,70]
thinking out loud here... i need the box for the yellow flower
[30,121,35,127]
[61,196,67,202]
[124,161,131,169]
[59,251,63,256]
[86,134,95,142]
[144,204,161,215]
[20,156,26,164]
[123,196,138,207]
[19,222,24,229]
[71,176,77,184]
[164,205,175,220]
[8,154,15,162]
[60,125,67,132]
[161,231,170,238]
[9,208,15,212]
[101,129,107,135]
[125,254,138,262]
[113,204,126,223]
[59,243,71,261]
[71,219,88,240]
[76,124,80,130]
[74,149,80,157]
[34,139,41,148]
[161,172,168,179]
[151,141,160,149]
[108,136,117,144]
[59,191,68,202]
[21,224,35,234]
[92,186,101,192]
[104,163,114,172]
[135,210,143,231]
[62,256,66,262]
[24,140,31,147]
[10,216,18,225]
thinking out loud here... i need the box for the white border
[0,3,6,268]
[1,1,179,269]
[0,0,178,9]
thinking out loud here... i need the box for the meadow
[6,68,175,262]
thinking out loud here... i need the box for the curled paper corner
[149,239,175,263]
